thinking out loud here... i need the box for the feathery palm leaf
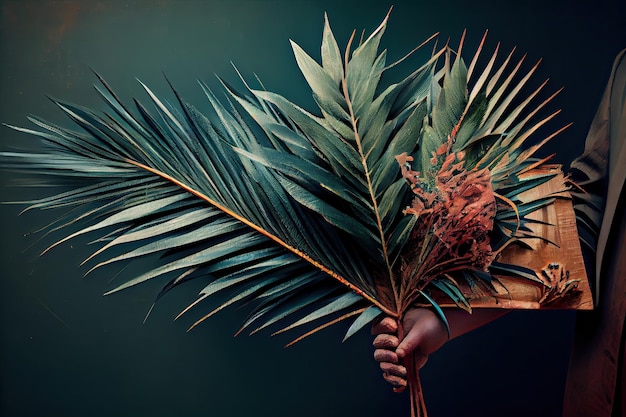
[3,11,570,342]
[2,11,577,416]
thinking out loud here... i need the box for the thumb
[396,320,425,359]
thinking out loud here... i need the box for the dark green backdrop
[1,1,624,416]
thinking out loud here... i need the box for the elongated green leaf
[431,55,468,142]
[321,13,343,85]
[83,206,220,264]
[274,291,363,334]
[245,283,337,335]
[489,261,544,284]
[103,232,266,295]
[291,40,348,121]
[419,290,450,337]
[232,145,371,211]
[45,193,188,254]
[275,176,380,251]
[87,217,245,274]
[342,305,382,342]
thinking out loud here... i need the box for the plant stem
[398,317,428,417]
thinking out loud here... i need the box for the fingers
[372,317,403,391]
[372,333,399,350]
[382,372,407,392]
[373,348,398,364]
[371,316,398,335]
[380,352,428,393]
[379,359,408,392]
[380,361,407,378]
[372,310,448,393]
[378,353,429,394]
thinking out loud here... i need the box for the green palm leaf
[2,12,570,357]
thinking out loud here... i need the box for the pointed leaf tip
[342,305,382,342]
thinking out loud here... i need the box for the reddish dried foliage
[396,148,496,307]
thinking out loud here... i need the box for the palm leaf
[2,12,576,417]
[2,8,570,341]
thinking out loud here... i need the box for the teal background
[0,1,624,416]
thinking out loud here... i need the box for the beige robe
[563,49,626,417]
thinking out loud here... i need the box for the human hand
[372,307,507,392]
[372,308,449,392]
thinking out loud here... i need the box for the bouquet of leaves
[1,10,589,416]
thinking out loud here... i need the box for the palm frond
[2,12,573,353]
